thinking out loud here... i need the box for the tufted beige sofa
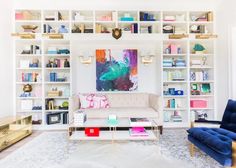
[70,93,163,133]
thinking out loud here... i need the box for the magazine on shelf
[129,117,152,127]
[129,127,149,136]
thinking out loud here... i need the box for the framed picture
[46,113,61,125]
[96,49,138,91]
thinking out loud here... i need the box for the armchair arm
[194,120,222,124]
[191,120,221,128]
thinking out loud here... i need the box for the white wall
[215,0,236,119]
[14,0,221,11]
[0,0,230,118]
[72,40,161,94]
[0,1,13,117]
[230,27,236,99]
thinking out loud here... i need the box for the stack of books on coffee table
[129,117,152,127]
[129,127,149,137]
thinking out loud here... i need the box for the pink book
[170,44,178,54]
[129,127,148,136]
[131,127,145,133]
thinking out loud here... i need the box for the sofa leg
[190,143,195,157]
[158,126,163,135]
[232,141,236,168]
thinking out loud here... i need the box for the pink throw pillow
[79,93,109,109]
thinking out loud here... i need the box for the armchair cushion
[187,127,236,155]
[220,99,236,133]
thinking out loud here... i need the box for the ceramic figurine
[64,59,70,67]
[193,44,206,54]
[59,25,68,33]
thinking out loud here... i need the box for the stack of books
[74,111,87,126]
[163,59,173,67]
[171,115,182,122]
[129,118,151,127]
[175,59,186,67]
[129,127,148,136]
[170,111,182,122]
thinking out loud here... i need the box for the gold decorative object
[21,25,38,30]
[169,34,189,39]
[195,34,218,39]
[112,28,122,40]
[42,33,64,39]
[0,115,32,152]
[23,84,32,92]
[11,33,35,39]
[47,91,62,97]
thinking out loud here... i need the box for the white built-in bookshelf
[13,9,216,129]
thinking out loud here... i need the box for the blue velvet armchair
[187,99,236,167]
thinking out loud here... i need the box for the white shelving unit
[13,10,216,129]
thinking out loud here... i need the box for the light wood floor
[0,131,42,160]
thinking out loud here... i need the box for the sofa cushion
[220,99,236,133]
[106,93,149,108]
[187,127,236,155]
[83,107,158,119]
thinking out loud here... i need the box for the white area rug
[0,129,223,168]
[54,142,192,168]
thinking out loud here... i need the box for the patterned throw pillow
[79,93,109,109]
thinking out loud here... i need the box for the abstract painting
[96,49,138,91]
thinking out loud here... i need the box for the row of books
[43,24,53,33]
[49,72,67,82]
[166,99,178,108]
[21,73,40,82]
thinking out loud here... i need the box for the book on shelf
[201,83,211,93]
[129,117,151,127]
[131,23,138,33]
[129,127,149,137]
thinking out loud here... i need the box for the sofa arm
[149,94,159,111]
[69,94,80,124]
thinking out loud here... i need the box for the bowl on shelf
[21,25,38,30]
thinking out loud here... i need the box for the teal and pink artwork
[96,49,138,91]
